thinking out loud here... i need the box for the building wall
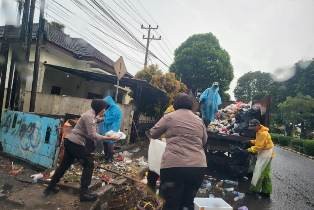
[41,66,115,98]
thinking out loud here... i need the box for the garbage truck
[204,97,271,177]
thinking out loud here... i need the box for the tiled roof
[0,23,114,68]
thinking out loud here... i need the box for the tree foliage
[234,71,274,102]
[151,72,187,104]
[282,60,314,98]
[135,65,187,116]
[278,95,314,136]
[135,64,162,83]
[270,59,314,112]
[170,33,234,95]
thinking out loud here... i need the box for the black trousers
[48,140,94,192]
[160,167,206,210]
[147,170,160,192]
[103,142,114,160]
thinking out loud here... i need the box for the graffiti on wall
[1,114,42,153]
[0,111,61,168]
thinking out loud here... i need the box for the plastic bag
[251,148,273,186]
[105,130,127,140]
[148,139,166,175]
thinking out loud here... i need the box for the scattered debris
[0,192,7,200]
[238,206,249,210]
[233,191,245,201]
[30,173,44,183]
[137,195,163,210]
[9,162,24,176]
[130,147,140,153]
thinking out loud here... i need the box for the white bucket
[194,198,232,210]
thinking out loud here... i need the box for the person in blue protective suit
[199,82,222,127]
[99,96,123,163]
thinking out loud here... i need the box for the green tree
[170,33,234,95]
[278,95,314,137]
[284,60,314,97]
[135,64,162,83]
[234,71,274,102]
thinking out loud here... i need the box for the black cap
[91,99,106,115]
[248,119,261,129]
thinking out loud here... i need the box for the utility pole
[6,0,24,110]
[20,0,31,43]
[141,24,161,69]
[25,0,36,61]
[0,27,10,121]
[29,0,45,112]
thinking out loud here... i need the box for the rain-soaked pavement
[207,146,314,210]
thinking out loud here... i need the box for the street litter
[121,151,132,157]
[137,195,163,210]
[9,162,24,176]
[223,180,239,187]
[224,187,234,192]
[30,173,44,183]
[136,156,148,167]
[194,198,232,210]
[201,179,212,191]
[233,191,245,201]
[238,206,248,210]
[130,147,141,153]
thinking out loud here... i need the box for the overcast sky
[1,0,314,98]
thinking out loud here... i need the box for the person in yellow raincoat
[247,119,274,198]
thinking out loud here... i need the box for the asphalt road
[237,147,314,210]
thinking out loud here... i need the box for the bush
[277,136,292,146]
[303,140,314,156]
[270,133,282,144]
[291,139,304,152]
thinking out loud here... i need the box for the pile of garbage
[208,102,262,137]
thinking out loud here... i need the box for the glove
[247,147,256,154]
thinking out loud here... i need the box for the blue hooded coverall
[199,85,222,125]
[99,96,122,160]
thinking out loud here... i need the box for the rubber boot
[43,186,60,197]
[80,189,97,202]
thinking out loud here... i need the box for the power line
[43,6,143,69]
[136,0,175,54]
[89,0,170,67]
[45,0,170,68]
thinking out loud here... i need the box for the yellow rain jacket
[248,125,274,154]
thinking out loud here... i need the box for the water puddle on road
[202,168,273,210]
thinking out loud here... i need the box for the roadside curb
[276,145,314,160]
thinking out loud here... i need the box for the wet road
[238,147,314,210]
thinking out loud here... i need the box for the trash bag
[251,148,273,186]
[148,139,166,175]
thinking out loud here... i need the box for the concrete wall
[0,110,61,168]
